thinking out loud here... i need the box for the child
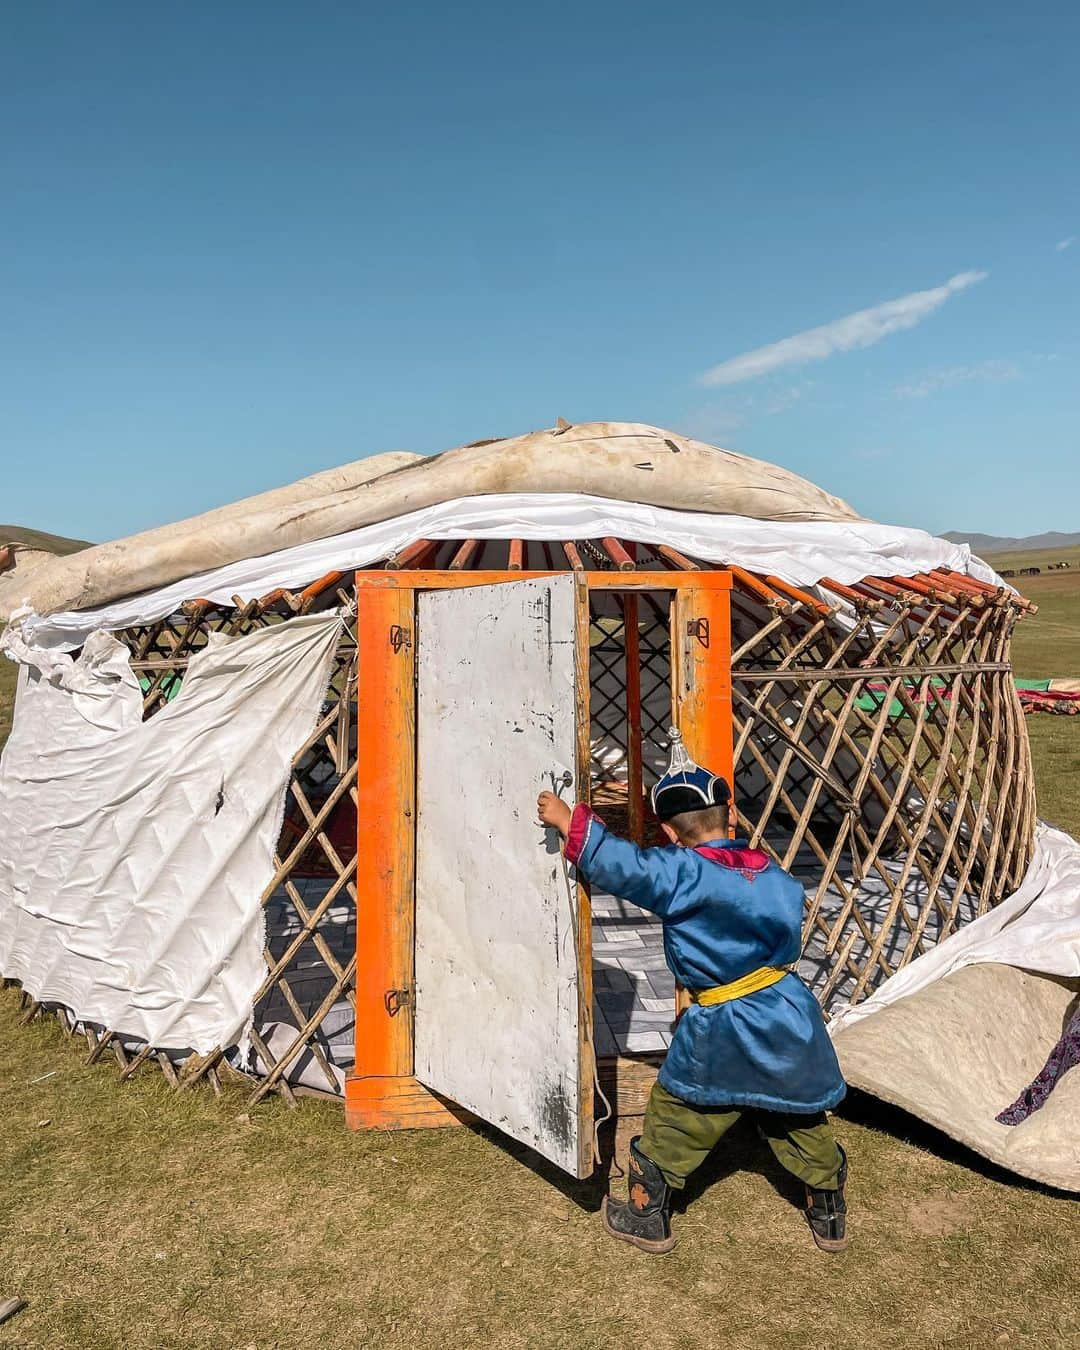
[536,729,849,1254]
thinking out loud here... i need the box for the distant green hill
[0,525,92,555]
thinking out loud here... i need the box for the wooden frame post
[673,577,734,794]
[672,576,734,1018]
[345,586,463,1128]
[573,572,596,1176]
[622,592,645,845]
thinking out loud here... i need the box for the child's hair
[665,802,730,842]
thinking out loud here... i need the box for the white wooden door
[414,575,593,1177]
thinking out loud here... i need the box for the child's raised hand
[537,791,572,837]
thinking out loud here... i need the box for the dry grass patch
[0,632,15,748]
[1,994,1078,1349]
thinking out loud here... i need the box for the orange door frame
[345,569,732,1132]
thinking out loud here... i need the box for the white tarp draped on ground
[19,492,998,648]
[0,613,342,1055]
[830,825,1080,1190]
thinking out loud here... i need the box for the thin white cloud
[762,381,813,415]
[699,271,988,387]
[681,379,814,442]
[678,407,747,442]
[1056,236,1076,252]
[893,359,1018,399]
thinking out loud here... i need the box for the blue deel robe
[566,806,846,1113]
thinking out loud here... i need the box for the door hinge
[389,624,412,653]
[686,617,710,648]
[384,987,413,1017]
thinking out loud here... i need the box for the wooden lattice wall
[727,568,1035,1009]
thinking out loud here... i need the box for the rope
[556,833,614,1171]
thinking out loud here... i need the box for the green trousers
[640,1082,843,1191]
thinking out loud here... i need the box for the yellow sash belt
[691,965,788,1006]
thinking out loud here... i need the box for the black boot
[601,1137,676,1254]
[805,1144,849,1252]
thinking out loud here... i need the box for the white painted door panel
[414,575,589,1177]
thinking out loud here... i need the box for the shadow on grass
[674,1115,807,1215]
[462,1119,607,1211]
[835,1087,1078,1201]
[467,1108,809,1218]
[461,1085,1079,1218]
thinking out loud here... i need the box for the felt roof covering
[1,422,859,621]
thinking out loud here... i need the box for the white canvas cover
[19,493,1000,649]
[0,613,342,1055]
[830,825,1080,1190]
[3,422,862,622]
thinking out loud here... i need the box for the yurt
[1,421,1059,1182]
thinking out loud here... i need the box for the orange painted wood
[601,537,636,571]
[255,586,292,609]
[449,539,481,570]
[655,544,699,571]
[852,576,908,601]
[762,574,833,616]
[670,581,734,1018]
[819,576,877,608]
[299,570,346,603]
[674,583,734,810]
[728,564,789,610]
[887,573,958,604]
[345,1074,471,1130]
[939,568,1011,600]
[340,568,732,1131]
[922,569,982,603]
[346,587,468,1128]
[350,569,732,592]
[347,586,423,1124]
[572,573,596,1176]
[388,538,437,569]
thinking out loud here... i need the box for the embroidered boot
[601,1137,676,1254]
[805,1144,849,1252]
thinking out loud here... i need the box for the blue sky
[2,2,1077,542]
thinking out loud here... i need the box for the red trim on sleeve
[565,804,603,866]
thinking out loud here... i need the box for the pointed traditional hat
[650,727,731,822]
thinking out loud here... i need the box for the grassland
[988,542,1080,836]
[0,645,14,752]
[0,555,1077,1347]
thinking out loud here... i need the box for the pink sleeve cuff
[565,803,603,866]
